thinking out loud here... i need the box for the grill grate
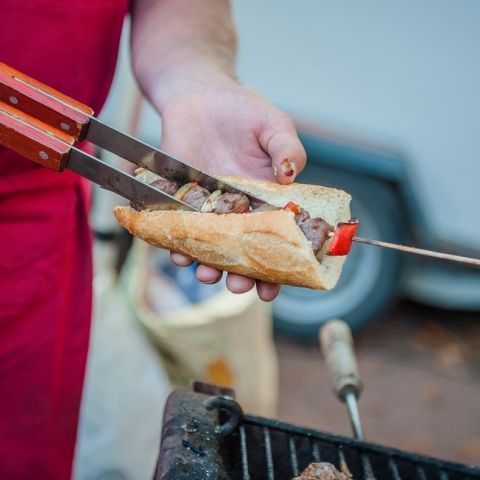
[156,391,480,480]
[221,414,480,480]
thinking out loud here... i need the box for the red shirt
[0,1,129,478]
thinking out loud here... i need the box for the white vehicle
[97,1,480,337]
[228,0,480,336]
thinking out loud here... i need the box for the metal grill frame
[155,390,480,480]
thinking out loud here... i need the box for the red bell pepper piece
[283,201,302,215]
[327,219,359,256]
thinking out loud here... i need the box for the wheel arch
[297,129,429,245]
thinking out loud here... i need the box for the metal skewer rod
[353,236,480,267]
[344,390,364,441]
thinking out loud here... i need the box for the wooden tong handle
[0,100,74,171]
[0,62,93,141]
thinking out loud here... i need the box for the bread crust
[114,177,351,290]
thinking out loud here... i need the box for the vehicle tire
[273,166,405,338]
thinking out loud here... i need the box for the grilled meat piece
[293,462,352,480]
[130,201,144,211]
[134,168,180,197]
[182,184,211,210]
[255,203,309,223]
[254,203,280,212]
[213,193,250,213]
[295,207,311,224]
[253,202,333,254]
[150,178,180,196]
[299,217,334,256]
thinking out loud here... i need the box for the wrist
[136,60,238,113]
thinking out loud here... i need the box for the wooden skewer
[352,236,480,267]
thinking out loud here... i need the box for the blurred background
[74,1,480,478]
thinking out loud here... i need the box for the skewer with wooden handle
[319,319,364,440]
[320,320,376,479]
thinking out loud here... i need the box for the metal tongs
[1,62,479,267]
[0,62,265,211]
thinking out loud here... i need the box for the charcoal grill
[155,320,480,480]
[154,387,480,480]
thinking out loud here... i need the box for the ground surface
[276,300,480,466]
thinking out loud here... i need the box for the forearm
[131,0,238,111]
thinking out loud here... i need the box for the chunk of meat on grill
[293,462,352,480]
[213,192,250,213]
[182,184,211,210]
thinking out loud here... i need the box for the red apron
[0,1,129,478]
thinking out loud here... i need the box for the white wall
[231,0,480,250]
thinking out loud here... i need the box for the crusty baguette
[114,176,351,290]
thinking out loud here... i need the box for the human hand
[157,81,307,301]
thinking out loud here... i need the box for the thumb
[259,117,307,184]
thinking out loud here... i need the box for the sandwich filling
[133,168,334,259]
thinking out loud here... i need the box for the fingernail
[273,166,278,177]
[281,158,296,178]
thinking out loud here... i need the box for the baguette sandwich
[114,169,351,290]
